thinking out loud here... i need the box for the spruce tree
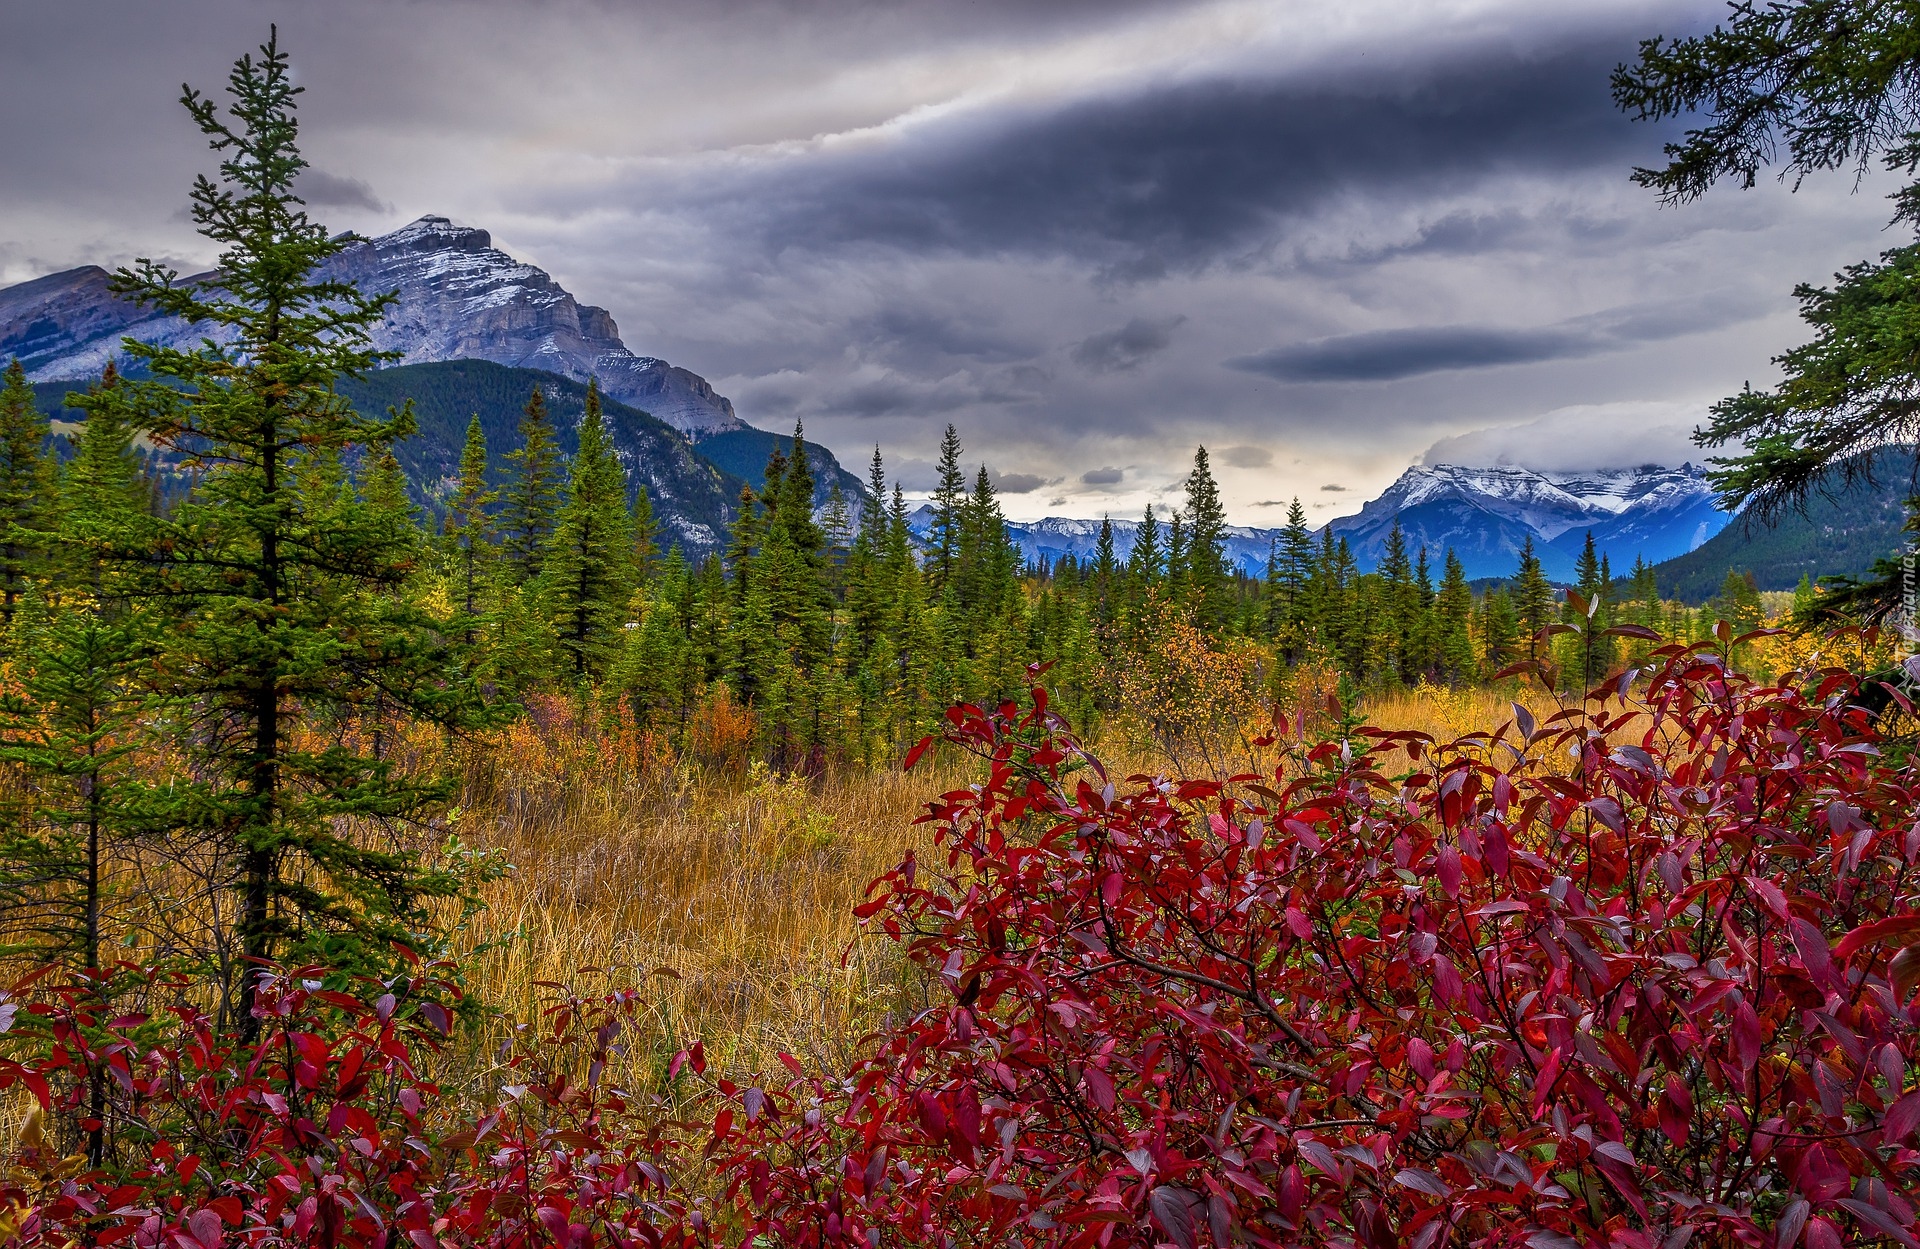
[1480,586,1520,674]
[727,483,761,600]
[502,383,560,583]
[60,363,150,594]
[1127,504,1162,587]
[0,360,52,627]
[1182,447,1230,627]
[1164,510,1188,605]
[858,445,888,551]
[1378,522,1417,681]
[1091,516,1118,631]
[361,447,415,532]
[92,32,487,1031]
[542,379,637,680]
[1573,531,1603,598]
[1514,536,1555,660]
[631,484,661,588]
[444,414,496,619]
[0,596,152,1164]
[929,424,966,589]
[1436,549,1476,682]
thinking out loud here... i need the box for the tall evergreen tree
[858,445,888,551]
[929,424,966,590]
[1127,504,1162,588]
[1573,531,1603,597]
[60,363,149,594]
[1435,549,1476,682]
[444,414,496,619]
[1164,510,1188,604]
[1514,537,1555,660]
[0,596,151,1164]
[1480,586,1520,675]
[0,359,52,627]
[501,383,560,583]
[1181,447,1230,626]
[92,32,488,1032]
[1090,518,1121,636]
[631,484,661,588]
[542,379,637,680]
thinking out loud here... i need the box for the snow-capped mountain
[902,462,1727,584]
[1327,463,1729,580]
[0,215,744,439]
[905,508,1280,578]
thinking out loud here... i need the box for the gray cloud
[1226,289,1765,383]
[1231,325,1588,382]
[1071,315,1185,372]
[1215,444,1272,468]
[0,0,1888,525]
[1320,484,1348,492]
[1419,401,1708,473]
[298,168,391,213]
[675,24,1689,279]
[993,471,1049,494]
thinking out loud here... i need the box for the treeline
[4,351,1786,780]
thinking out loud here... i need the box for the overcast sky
[1,0,1904,521]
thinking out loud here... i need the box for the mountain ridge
[1,215,747,440]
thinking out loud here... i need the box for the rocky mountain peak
[1,214,745,440]
[375,214,493,253]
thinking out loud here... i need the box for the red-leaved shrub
[718,648,1920,1247]
[0,962,696,1247]
[10,644,1920,1248]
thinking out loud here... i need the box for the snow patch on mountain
[904,461,1730,584]
[1329,462,1730,580]
[0,215,744,439]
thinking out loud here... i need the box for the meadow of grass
[433,675,1582,1103]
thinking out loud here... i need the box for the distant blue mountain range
[914,462,1729,583]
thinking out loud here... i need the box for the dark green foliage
[1612,0,1920,206]
[693,425,865,507]
[1181,447,1230,628]
[444,414,495,619]
[542,380,637,680]
[1651,448,1918,600]
[1513,537,1555,658]
[501,383,561,582]
[1616,1,1920,617]
[0,598,148,965]
[81,31,488,1029]
[929,424,966,591]
[1436,549,1476,682]
[59,363,150,591]
[0,360,53,626]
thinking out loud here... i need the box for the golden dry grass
[442,744,965,1095]
[435,679,1584,1095]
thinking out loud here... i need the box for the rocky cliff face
[0,215,744,439]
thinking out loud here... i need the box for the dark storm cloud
[993,472,1050,494]
[685,26,1681,277]
[1071,315,1185,372]
[1233,325,1589,382]
[298,169,391,213]
[1228,289,1767,383]
[1082,467,1125,486]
